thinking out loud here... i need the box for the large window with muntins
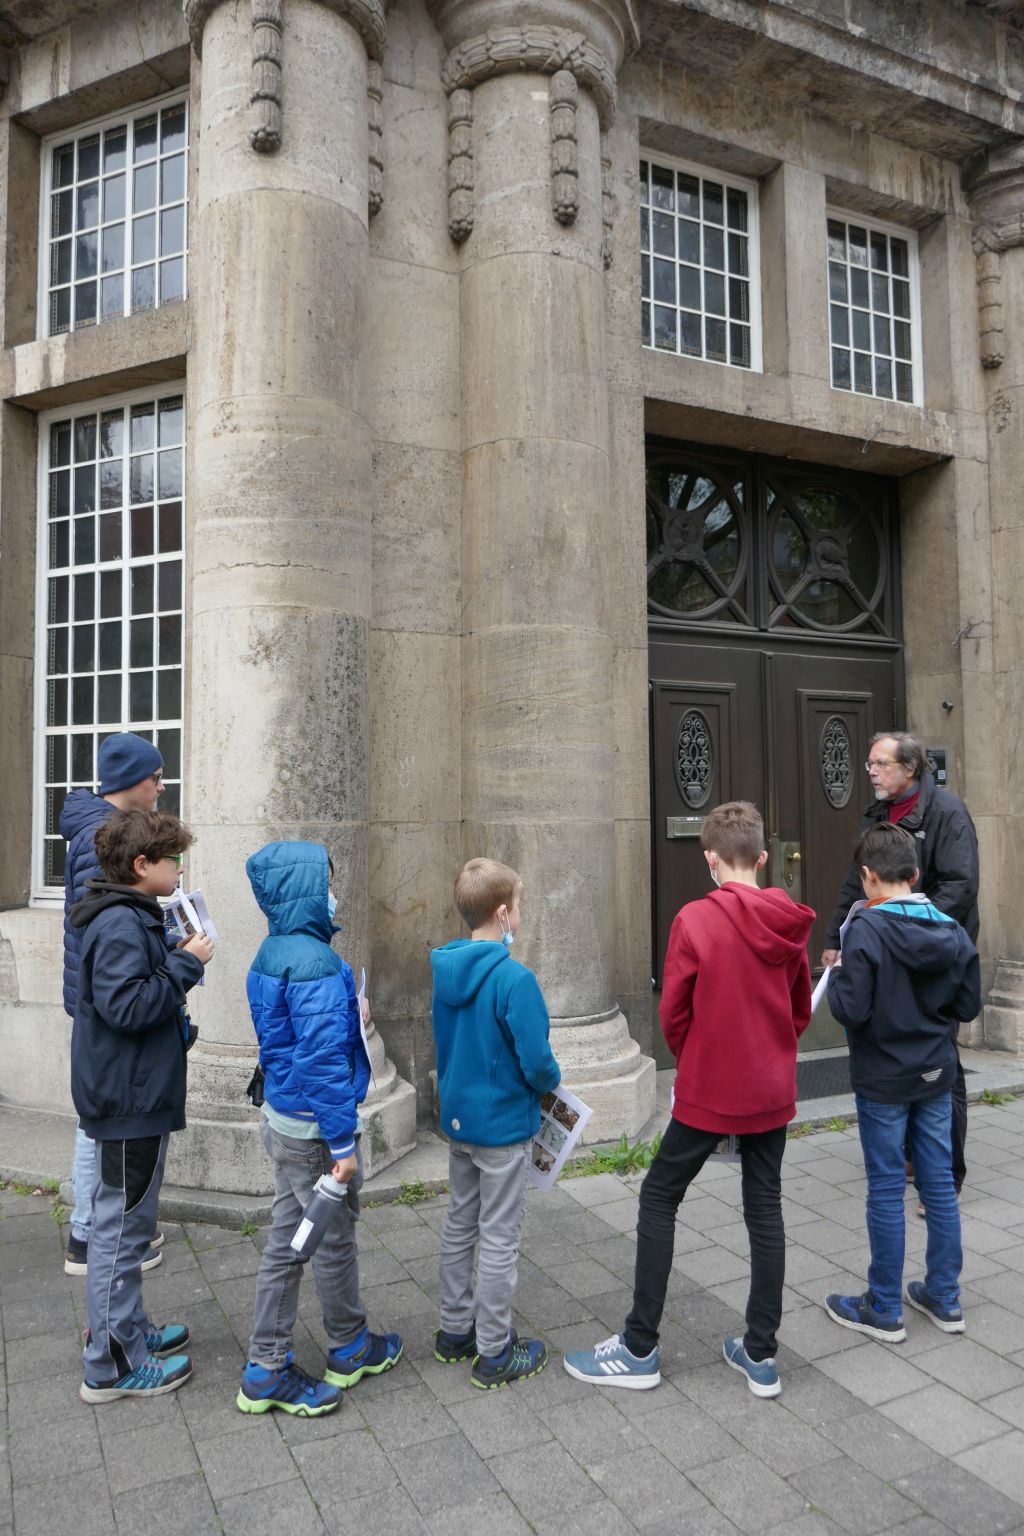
[640,156,761,372]
[41,97,188,337]
[35,389,185,894]
[826,214,920,404]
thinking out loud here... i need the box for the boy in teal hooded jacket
[431,857,561,1391]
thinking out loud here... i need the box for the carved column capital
[185,0,387,60]
[439,25,616,127]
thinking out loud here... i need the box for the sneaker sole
[433,1348,477,1364]
[149,1231,166,1250]
[561,1356,661,1390]
[471,1353,549,1391]
[324,1344,404,1389]
[723,1346,781,1399]
[824,1301,906,1344]
[150,1330,191,1358]
[236,1390,340,1417]
[64,1257,88,1276]
[80,1362,193,1403]
[904,1288,965,1334]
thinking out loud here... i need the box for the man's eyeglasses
[864,758,899,772]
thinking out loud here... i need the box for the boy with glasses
[61,731,169,1276]
[71,809,214,1401]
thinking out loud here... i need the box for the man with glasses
[822,732,979,1198]
[60,732,169,1275]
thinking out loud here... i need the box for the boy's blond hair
[454,858,523,931]
[700,801,764,869]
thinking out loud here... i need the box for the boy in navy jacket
[72,809,211,1403]
[237,842,402,1419]
[825,823,980,1342]
[431,858,561,1388]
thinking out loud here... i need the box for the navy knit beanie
[97,733,164,795]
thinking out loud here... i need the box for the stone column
[967,142,1024,1050]
[179,0,414,1189]
[429,0,656,1139]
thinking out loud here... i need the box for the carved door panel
[649,644,764,988]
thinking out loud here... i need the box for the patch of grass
[825,1117,849,1133]
[980,1088,1013,1106]
[562,1131,663,1179]
[241,1219,259,1237]
[394,1179,442,1207]
[787,1122,814,1140]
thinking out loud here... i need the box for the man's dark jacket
[70,882,204,1141]
[60,789,117,1016]
[825,773,979,946]
[827,897,980,1103]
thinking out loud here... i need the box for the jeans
[856,1091,962,1317]
[249,1120,367,1370]
[70,1124,98,1241]
[439,1139,531,1358]
[624,1118,788,1363]
[83,1135,167,1381]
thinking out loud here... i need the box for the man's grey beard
[873,788,889,800]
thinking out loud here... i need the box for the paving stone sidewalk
[3,1099,1024,1536]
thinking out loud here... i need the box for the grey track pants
[439,1138,530,1358]
[83,1133,168,1382]
[248,1119,367,1370]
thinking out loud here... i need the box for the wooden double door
[647,443,903,1052]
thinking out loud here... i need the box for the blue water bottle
[289,1174,348,1258]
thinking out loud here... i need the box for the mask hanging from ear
[327,892,338,920]
[708,860,720,890]
[499,911,514,948]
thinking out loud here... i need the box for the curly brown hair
[94,809,194,885]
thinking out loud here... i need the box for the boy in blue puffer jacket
[237,841,402,1419]
[431,857,561,1389]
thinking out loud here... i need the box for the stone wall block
[371,441,461,634]
[368,79,455,270]
[370,630,461,823]
[606,385,647,648]
[462,627,614,824]
[2,1003,75,1114]
[369,819,461,1017]
[461,818,615,1019]
[461,438,609,633]
[614,816,652,1048]
[12,0,188,117]
[612,646,650,822]
[460,253,607,450]
[368,258,460,450]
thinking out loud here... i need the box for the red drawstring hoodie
[660,883,815,1135]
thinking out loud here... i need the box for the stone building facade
[1,0,1023,1193]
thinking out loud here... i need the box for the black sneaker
[434,1326,477,1364]
[471,1335,547,1390]
[64,1235,89,1276]
[905,1281,965,1334]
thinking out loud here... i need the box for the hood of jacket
[59,788,113,843]
[705,883,816,966]
[246,841,335,942]
[859,896,964,972]
[69,879,163,929]
[431,937,509,1007]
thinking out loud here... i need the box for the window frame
[31,381,187,904]
[824,207,923,408]
[639,150,764,376]
[36,90,189,342]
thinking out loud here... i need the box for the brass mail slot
[666,816,705,839]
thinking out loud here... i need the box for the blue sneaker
[80,1353,193,1403]
[905,1281,965,1334]
[237,1353,341,1416]
[324,1328,403,1388]
[723,1336,781,1398]
[563,1334,661,1390]
[825,1291,906,1343]
[434,1325,477,1363]
[471,1334,547,1389]
[145,1323,191,1357]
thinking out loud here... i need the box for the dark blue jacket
[60,790,117,1016]
[827,896,980,1104]
[70,882,205,1140]
[246,842,370,1160]
[431,939,560,1146]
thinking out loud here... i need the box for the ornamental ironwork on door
[675,708,713,807]
[819,715,854,808]
[646,444,898,640]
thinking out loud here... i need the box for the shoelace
[285,1361,324,1399]
[126,1358,166,1390]
[593,1336,624,1358]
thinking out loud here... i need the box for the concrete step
[3,1046,1023,1227]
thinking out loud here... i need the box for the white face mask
[708,859,721,889]
[327,892,338,920]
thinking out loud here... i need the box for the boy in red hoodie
[564,802,814,1398]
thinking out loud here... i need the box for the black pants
[905,1053,967,1193]
[624,1118,787,1363]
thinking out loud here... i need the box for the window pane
[78,136,100,181]
[74,517,96,566]
[130,455,154,504]
[159,614,182,666]
[852,310,871,350]
[72,676,94,724]
[703,226,724,271]
[158,669,181,719]
[893,321,912,361]
[158,728,181,777]
[827,219,846,260]
[131,565,154,614]
[892,280,910,319]
[677,219,699,264]
[76,182,100,231]
[641,301,651,346]
[133,211,156,264]
[161,104,187,154]
[49,520,69,568]
[729,324,751,368]
[160,258,184,304]
[704,272,726,317]
[854,352,872,393]
[101,224,125,273]
[158,399,184,447]
[161,154,186,204]
[159,561,182,611]
[71,733,93,780]
[680,310,701,357]
[729,278,750,322]
[51,468,71,517]
[52,188,74,238]
[850,268,869,308]
[48,626,69,675]
[98,620,121,670]
[874,357,893,397]
[678,265,700,311]
[703,181,723,225]
[705,316,727,362]
[53,143,75,187]
[160,204,185,256]
[873,312,891,354]
[895,361,913,402]
[100,411,124,459]
[134,114,158,162]
[100,569,122,618]
[51,287,72,334]
[131,505,154,557]
[653,259,675,304]
[728,233,748,276]
[132,265,156,312]
[828,262,847,302]
[131,404,155,453]
[74,464,96,513]
[848,226,868,265]
[74,574,95,621]
[48,678,68,726]
[49,575,69,624]
[129,671,152,721]
[73,624,95,672]
[726,188,748,232]
[47,734,68,781]
[104,127,127,173]
[97,674,121,723]
[99,511,122,562]
[51,239,72,286]
[51,422,72,468]
[104,174,126,223]
[130,617,153,667]
[871,272,889,312]
[640,206,649,253]
[652,211,674,256]
[75,230,99,278]
[677,174,699,218]
[75,281,97,326]
[653,305,676,350]
[651,164,673,210]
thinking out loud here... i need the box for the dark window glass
[131,565,154,615]
[129,671,152,721]
[158,728,181,777]
[159,561,182,611]
[131,505,154,558]
[72,676,94,724]
[158,669,181,719]
[98,621,121,669]
[130,617,153,667]
[159,614,182,666]
[97,674,121,723]
[100,569,122,618]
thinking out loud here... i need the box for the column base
[555,1010,657,1144]
[164,1032,419,1195]
[982,959,1024,1053]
